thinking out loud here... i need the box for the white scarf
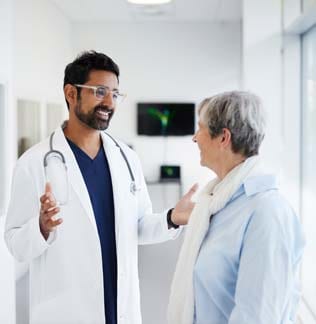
[168,156,262,324]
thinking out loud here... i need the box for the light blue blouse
[193,174,305,324]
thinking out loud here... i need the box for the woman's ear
[64,84,77,108]
[220,128,232,148]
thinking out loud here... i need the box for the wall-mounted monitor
[137,102,195,136]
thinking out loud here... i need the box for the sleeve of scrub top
[132,152,181,244]
[228,198,301,324]
[5,162,56,263]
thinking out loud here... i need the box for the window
[301,24,316,317]
[0,85,5,216]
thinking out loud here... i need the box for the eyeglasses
[74,84,126,104]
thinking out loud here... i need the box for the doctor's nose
[101,92,116,109]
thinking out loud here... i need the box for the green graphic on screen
[147,107,176,135]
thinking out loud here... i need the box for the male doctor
[5,51,197,324]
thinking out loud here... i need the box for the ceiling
[51,0,242,23]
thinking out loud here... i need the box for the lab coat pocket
[31,291,76,324]
[40,242,71,302]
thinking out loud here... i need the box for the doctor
[5,51,197,324]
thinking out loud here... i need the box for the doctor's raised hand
[168,183,198,228]
[39,182,62,240]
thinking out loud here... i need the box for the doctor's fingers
[40,207,60,224]
[184,183,198,199]
[40,206,60,218]
[40,207,60,229]
[40,191,56,204]
[41,217,63,232]
[40,196,58,212]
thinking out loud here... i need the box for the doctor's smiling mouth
[75,103,114,131]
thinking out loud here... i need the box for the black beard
[75,103,113,131]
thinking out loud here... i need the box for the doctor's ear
[64,84,78,107]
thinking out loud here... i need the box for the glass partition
[45,103,65,137]
[17,99,41,157]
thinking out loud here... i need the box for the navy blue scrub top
[67,138,117,324]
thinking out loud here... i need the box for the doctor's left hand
[170,183,198,226]
[39,183,63,240]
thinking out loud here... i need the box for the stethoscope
[43,131,140,195]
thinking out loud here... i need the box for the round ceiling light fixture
[127,0,172,4]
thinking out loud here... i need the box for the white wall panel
[284,0,302,29]
[0,0,15,322]
[12,1,73,323]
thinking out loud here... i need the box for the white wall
[282,34,301,215]
[0,0,14,215]
[13,0,72,151]
[242,0,302,213]
[11,1,73,323]
[0,218,15,324]
[282,1,302,213]
[242,0,283,171]
[0,1,15,323]
[72,21,242,192]
[13,0,73,102]
[284,0,302,28]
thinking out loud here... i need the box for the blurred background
[0,0,315,323]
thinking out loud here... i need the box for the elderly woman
[168,91,305,324]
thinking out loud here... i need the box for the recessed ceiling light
[127,0,172,4]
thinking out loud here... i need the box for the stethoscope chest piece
[43,132,69,205]
[130,181,139,195]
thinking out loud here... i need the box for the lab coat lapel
[101,132,130,242]
[53,126,99,236]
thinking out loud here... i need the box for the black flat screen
[137,102,195,136]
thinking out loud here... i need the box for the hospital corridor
[0,0,316,323]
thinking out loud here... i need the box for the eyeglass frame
[74,84,126,103]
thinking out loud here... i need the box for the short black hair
[63,50,120,108]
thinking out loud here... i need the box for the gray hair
[199,91,266,157]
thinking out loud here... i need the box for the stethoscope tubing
[44,131,138,194]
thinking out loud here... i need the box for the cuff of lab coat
[46,230,57,245]
[31,217,57,253]
[164,210,182,239]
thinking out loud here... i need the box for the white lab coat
[5,125,179,324]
